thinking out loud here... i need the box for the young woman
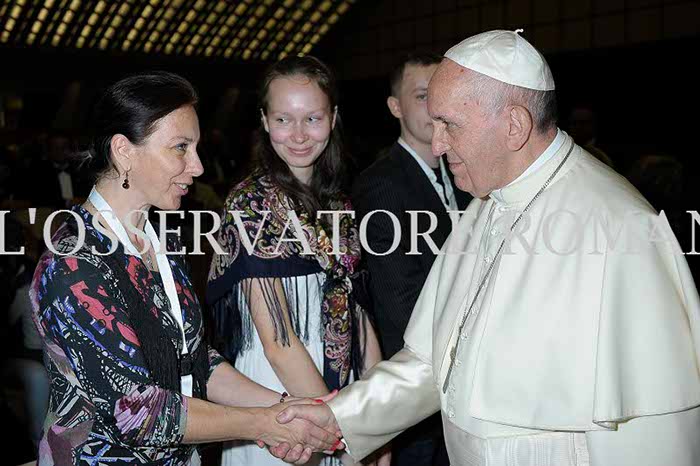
[31,71,340,466]
[207,57,387,466]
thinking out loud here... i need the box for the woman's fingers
[314,389,338,403]
[294,447,313,465]
[296,419,340,451]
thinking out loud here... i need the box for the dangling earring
[122,169,130,189]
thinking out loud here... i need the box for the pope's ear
[505,105,533,151]
[260,108,270,133]
[387,96,402,119]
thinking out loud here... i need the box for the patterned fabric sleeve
[207,346,225,380]
[36,256,189,448]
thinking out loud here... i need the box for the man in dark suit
[352,53,471,466]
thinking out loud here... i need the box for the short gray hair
[466,72,557,133]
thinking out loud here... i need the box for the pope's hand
[276,398,342,438]
[269,392,343,463]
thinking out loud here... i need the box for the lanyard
[87,188,191,358]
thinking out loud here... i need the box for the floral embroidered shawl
[207,174,366,390]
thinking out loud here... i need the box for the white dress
[220,272,334,466]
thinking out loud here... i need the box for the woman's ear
[260,108,270,133]
[109,134,134,174]
[331,105,338,129]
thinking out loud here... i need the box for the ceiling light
[215,1,227,13]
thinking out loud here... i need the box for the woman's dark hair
[256,56,349,219]
[83,71,198,181]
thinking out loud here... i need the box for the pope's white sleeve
[327,348,441,461]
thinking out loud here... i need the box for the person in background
[351,52,471,466]
[207,56,387,466]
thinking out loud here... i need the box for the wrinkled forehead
[427,59,472,114]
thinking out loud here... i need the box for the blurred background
[1,0,699,464]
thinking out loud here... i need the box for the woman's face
[262,74,336,184]
[130,105,203,210]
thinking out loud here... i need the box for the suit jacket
[352,142,471,359]
[351,142,471,445]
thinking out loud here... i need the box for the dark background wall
[315,0,700,170]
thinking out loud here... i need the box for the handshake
[257,391,344,464]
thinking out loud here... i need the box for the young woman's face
[262,74,336,184]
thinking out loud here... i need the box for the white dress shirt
[398,138,459,211]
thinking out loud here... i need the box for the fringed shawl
[207,174,367,390]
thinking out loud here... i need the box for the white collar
[398,137,439,179]
[398,138,457,210]
[88,187,159,256]
[491,128,564,203]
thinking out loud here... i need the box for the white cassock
[329,130,700,466]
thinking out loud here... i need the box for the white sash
[88,187,193,396]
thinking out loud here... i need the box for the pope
[273,29,700,466]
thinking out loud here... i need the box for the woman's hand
[257,401,341,454]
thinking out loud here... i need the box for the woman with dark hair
[30,71,341,466]
[207,57,387,466]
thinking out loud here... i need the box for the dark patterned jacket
[30,205,224,465]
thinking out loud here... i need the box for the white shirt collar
[491,128,564,203]
[397,138,458,210]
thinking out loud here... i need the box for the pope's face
[428,60,508,198]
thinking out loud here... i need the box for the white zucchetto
[444,29,555,91]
